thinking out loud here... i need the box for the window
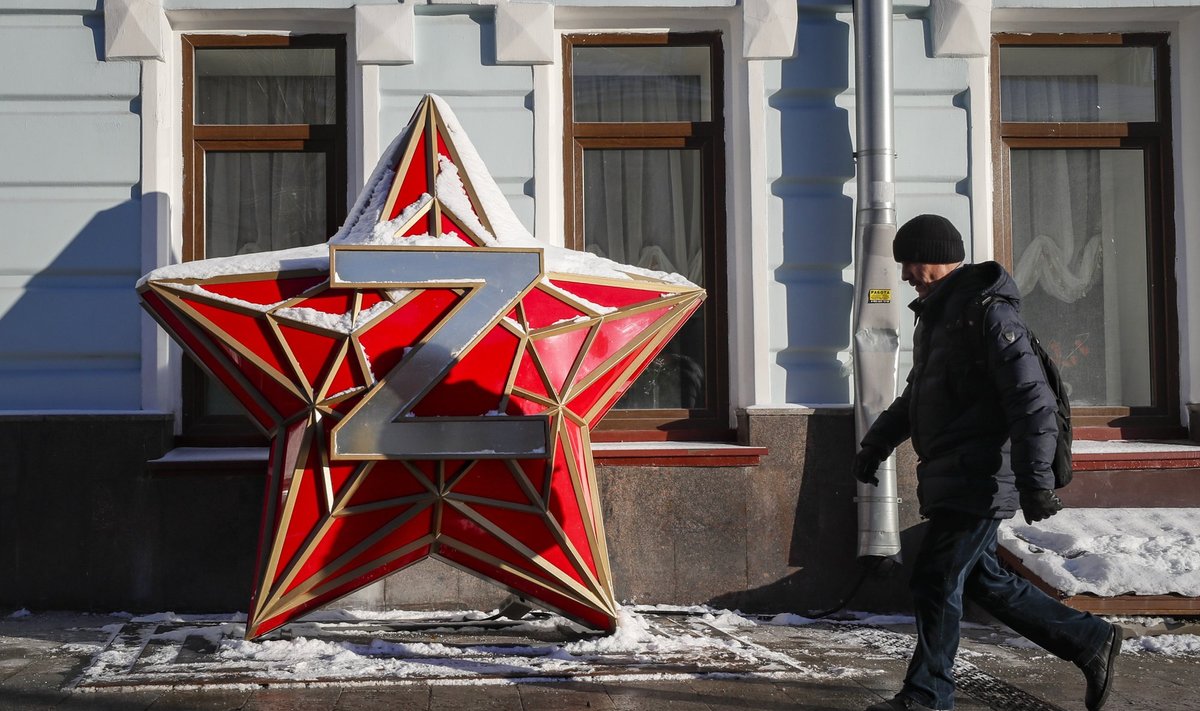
[563,33,729,440]
[992,33,1180,436]
[181,34,347,443]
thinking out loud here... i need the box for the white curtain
[1002,75,1103,303]
[577,75,704,285]
[576,75,707,408]
[197,75,334,124]
[196,74,335,415]
[583,149,704,285]
[198,75,335,258]
[205,152,328,258]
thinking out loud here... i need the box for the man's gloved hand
[852,444,888,486]
[1020,488,1063,524]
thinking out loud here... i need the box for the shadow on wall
[708,413,925,617]
[0,196,145,409]
[761,16,930,615]
[772,16,856,404]
[0,186,263,613]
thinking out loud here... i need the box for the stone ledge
[594,441,767,467]
[145,442,768,471]
[0,411,173,423]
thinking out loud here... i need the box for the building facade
[1,0,1197,616]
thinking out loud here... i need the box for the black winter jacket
[861,261,1058,519]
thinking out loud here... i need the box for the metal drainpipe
[851,0,902,561]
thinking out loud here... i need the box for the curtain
[205,152,327,258]
[583,149,703,285]
[199,75,335,258]
[577,75,707,409]
[196,74,335,415]
[197,75,335,125]
[1002,76,1103,303]
[1002,75,1108,404]
[577,75,704,284]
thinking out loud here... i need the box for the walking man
[852,214,1122,711]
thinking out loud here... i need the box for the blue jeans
[902,511,1111,710]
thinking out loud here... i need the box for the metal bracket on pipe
[854,456,903,559]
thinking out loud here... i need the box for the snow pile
[273,299,396,335]
[768,612,818,626]
[63,605,1200,692]
[563,607,654,655]
[138,244,330,287]
[1123,634,1200,656]
[998,508,1200,596]
[700,609,757,628]
[72,606,862,688]
[214,636,488,680]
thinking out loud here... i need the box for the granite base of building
[0,409,926,617]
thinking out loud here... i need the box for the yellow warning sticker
[868,289,892,304]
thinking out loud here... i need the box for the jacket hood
[913,261,1021,314]
[970,260,1022,308]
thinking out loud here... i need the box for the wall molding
[356,3,415,65]
[929,0,991,58]
[742,0,797,60]
[497,0,555,64]
[104,0,167,61]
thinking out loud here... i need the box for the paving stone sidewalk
[0,609,1196,710]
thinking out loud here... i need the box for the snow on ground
[1123,634,1200,656]
[0,605,1187,692]
[998,508,1200,596]
[69,606,837,689]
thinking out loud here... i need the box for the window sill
[146,442,767,473]
[591,441,766,467]
[146,446,268,474]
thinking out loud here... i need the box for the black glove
[1020,488,1063,524]
[852,444,888,486]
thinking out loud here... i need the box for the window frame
[562,32,731,442]
[990,32,1181,437]
[179,33,348,445]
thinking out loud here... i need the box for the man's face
[900,261,961,299]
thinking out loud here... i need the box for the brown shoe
[1080,624,1122,711]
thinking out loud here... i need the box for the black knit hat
[893,214,965,264]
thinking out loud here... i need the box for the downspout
[851,0,902,562]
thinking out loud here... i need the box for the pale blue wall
[765,10,856,405]
[765,6,971,405]
[377,10,535,234]
[0,5,143,409]
[0,6,531,413]
[0,1,973,413]
[890,14,971,379]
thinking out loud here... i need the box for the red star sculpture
[138,96,705,639]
